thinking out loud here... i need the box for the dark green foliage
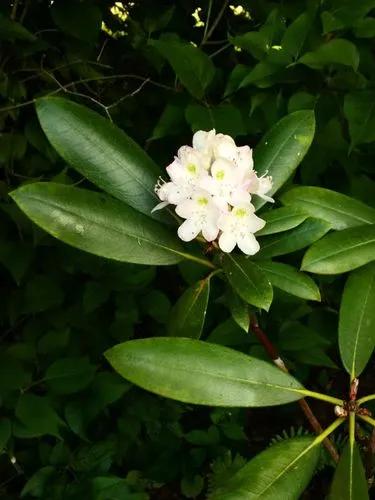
[1,0,375,498]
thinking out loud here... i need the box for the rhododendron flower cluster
[153,130,274,255]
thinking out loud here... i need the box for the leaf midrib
[286,194,375,226]
[305,237,375,267]
[122,354,304,397]
[56,108,157,200]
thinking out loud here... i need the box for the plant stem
[202,0,229,44]
[358,414,375,428]
[349,411,355,448]
[250,315,340,463]
[357,394,375,405]
[299,389,344,406]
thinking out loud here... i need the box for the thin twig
[250,315,340,463]
[0,73,176,115]
[203,0,229,44]
[209,42,231,59]
[201,0,213,45]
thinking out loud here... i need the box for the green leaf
[0,418,11,452]
[329,441,369,500]
[254,261,321,301]
[253,111,316,209]
[281,186,375,230]
[257,218,331,259]
[21,466,56,498]
[281,13,312,59]
[51,0,102,42]
[149,39,215,99]
[344,91,375,149]
[299,39,359,71]
[167,277,210,339]
[11,182,212,267]
[222,255,273,311]
[35,97,163,220]
[302,225,375,274]
[257,207,308,236]
[339,263,375,378]
[45,357,96,394]
[227,290,250,332]
[0,13,36,41]
[105,338,306,407]
[14,394,64,438]
[185,104,246,137]
[209,436,319,499]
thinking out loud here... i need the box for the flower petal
[218,231,237,253]
[177,219,201,242]
[202,221,219,242]
[237,233,260,255]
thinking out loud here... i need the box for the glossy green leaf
[282,12,312,59]
[209,436,319,499]
[339,263,375,378]
[150,39,215,99]
[168,277,210,339]
[11,182,212,267]
[222,255,273,311]
[36,97,163,220]
[257,206,308,236]
[254,261,321,301]
[227,290,250,332]
[253,111,316,209]
[105,338,306,407]
[329,441,369,500]
[45,357,96,394]
[302,224,375,274]
[281,186,375,230]
[257,218,331,259]
[344,91,375,149]
[299,39,359,71]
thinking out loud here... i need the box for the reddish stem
[250,315,339,463]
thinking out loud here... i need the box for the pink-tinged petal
[202,221,219,242]
[218,231,237,253]
[177,219,201,242]
[175,199,196,219]
[237,233,260,255]
[151,201,169,213]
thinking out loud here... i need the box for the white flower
[213,133,238,162]
[152,129,274,255]
[217,204,265,255]
[153,146,208,211]
[175,192,221,242]
[254,175,274,203]
[192,129,216,169]
[200,158,251,209]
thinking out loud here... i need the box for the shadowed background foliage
[1,0,375,498]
